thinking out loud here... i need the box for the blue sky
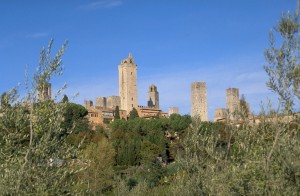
[0,0,297,119]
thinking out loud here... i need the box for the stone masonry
[169,107,179,116]
[147,84,159,108]
[118,53,138,113]
[107,96,121,109]
[226,88,240,119]
[214,108,227,121]
[191,82,208,121]
[96,97,107,108]
[38,82,51,101]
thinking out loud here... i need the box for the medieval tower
[226,88,240,118]
[118,53,138,113]
[38,82,51,101]
[191,82,208,121]
[147,84,159,108]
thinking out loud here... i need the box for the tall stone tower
[191,82,208,121]
[118,53,138,113]
[38,82,51,101]
[226,88,240,118]
[147,84,159,108]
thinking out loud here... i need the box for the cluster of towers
[82,53,246,122]
[85,53,161,117]
[190,83,244,121]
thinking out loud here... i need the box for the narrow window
[131,72,132,75]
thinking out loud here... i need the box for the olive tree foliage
[264,0,300,113]
[170,116,300,195]
[0,40,85,194]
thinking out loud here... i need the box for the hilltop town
[80,53,249,126]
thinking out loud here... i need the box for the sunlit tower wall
[96,97,107,108]
[147,84,159,108]
[84,99,93,109]
[226,88,240,119]
[107,96,121,109]
[169,107,179,116]
[38,82,51,101]
[118,53,138,113]
[191,82,208,121]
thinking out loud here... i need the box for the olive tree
[264,1,300,113]
[0,40,85,194]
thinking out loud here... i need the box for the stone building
[137,105,168,119]
[191,82,208,121]
[118,53,138,113]
[84,99,93,109]
[169,107,179,116]
[214,108,227,122]
[147,84,159,108]
[38,82,51,101]
[226,88,240,119]
[107,96,121,109]
[96,97,106,108]
[87,106,127,129]
[95,96,121,109]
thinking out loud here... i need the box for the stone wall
[107,96,121,109]
[118,53,138,113]
[96,97,107,108]
[147,84,159,108]
[84,99,93,109]
[169,107,179,116]
[214,108,227,121]
[191,82,208,121]
[226,88,239,119]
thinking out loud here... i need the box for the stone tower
[191,82,208,121]
[96,97,107,108]
[118,53,138,113]
[169,107,179,116]
[226,88,240,118]
[84,99,93,109]
[107,96,121,109]
[38,82,51,101]
[147,84,159,108]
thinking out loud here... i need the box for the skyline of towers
[82,53,248,121]
[147,84,159,108]
[118,53,138,113]
[191,82,208,121]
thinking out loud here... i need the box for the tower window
[131,72,132,75]
[132,97,133,101]
[132,104,133,107]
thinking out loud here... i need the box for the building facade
[191,82,208,121]
[118,53,138,113]
[226,88,240,119]
[107,96,121,109]
[147,84,159,108]
[169,107,179,116]
[96,97,107,108]
[84,99,93,109]
[38,82,51,101]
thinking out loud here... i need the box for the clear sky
[0,0,297,119]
